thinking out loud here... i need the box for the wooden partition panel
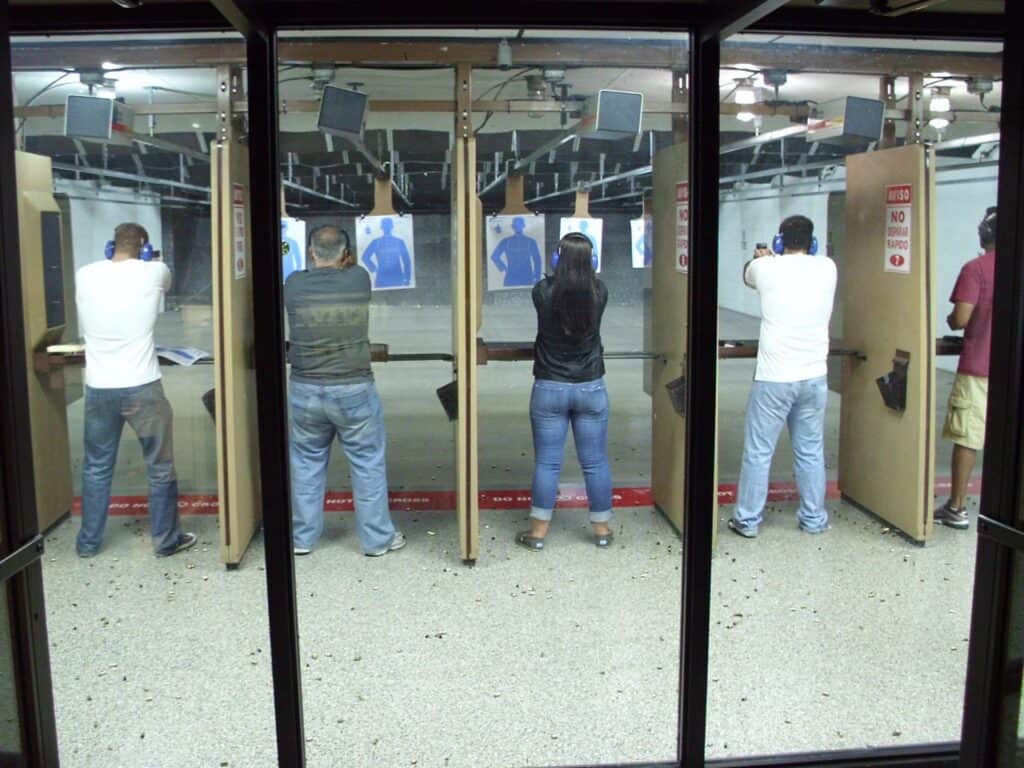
[840,144,935,543]
[651,143,689,533]
[212,141,263,566]
[453,63,479,562]
[16,151,72,533]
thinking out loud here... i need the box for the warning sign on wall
[675,181,689,274]
[232,183,247,280]
[884,183,912,274]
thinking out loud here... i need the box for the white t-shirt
[744,252,837,383]
[76,259,172,389]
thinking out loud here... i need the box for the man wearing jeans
[729,215,837,538]
[285,225,404,556]
[75,223,196,557]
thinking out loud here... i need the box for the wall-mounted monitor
[317,86,368,138]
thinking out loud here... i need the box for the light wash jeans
[733,376,830,534]
[530,378,613,523]
[78,380,182,556]
[289,379,396,552]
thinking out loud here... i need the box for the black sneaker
[935,503,969,530]
[157,532,198,557]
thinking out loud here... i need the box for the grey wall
[163,208,648,310]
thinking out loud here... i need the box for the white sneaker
[365,531,406,557]
[293,546,312,556]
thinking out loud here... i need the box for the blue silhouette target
[486,214,545,291]
[281,217,306,283]
[558,217,603,273]
[356,215,416,291]
[630,215,652,268]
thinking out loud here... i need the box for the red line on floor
[71,476,981,516]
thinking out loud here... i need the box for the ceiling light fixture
[734,78,757,105]
[111,0,143,8]
[929,86,952,114]
[736,111,755,123]
[928,116,950,130]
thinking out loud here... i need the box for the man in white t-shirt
[729,215,837,538]
[75,222,195,558]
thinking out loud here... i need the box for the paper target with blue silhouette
[558,217,603,273]
[630,215,652,268]
[485,214,545,291]
[281,218,306,283]
[356,215,416,291]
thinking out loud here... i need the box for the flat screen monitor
[317,86,368,137]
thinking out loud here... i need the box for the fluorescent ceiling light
[736,111,755,122]
[929,116,950,130]
[929,86,952,114]
[734,79,757,105]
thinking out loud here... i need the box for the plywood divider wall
[454,63,479,562]
[212,140,263,566]
[16,151,73,532]
[839,144,935,543]
[650,143,689,534]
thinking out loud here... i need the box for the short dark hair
[309,225,351,263]
[113,223,149,257]
[979,206,997,246]
[779,215,814,252]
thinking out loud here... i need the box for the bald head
[310,225,353,268]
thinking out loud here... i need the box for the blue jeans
[733,376,830,534]
[530,378,613,523]
[78,381,182,556]
[289,380,395,552]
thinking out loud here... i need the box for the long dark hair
[551,232,599,338]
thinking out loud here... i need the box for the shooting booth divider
[839,144,936,543]
[16,150,74,534]
[650,142,691,536]
[211,68,263,567]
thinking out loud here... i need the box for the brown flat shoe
[515,531,545,551]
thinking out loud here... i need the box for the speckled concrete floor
[42,303,982,766]
[41,491,978,767]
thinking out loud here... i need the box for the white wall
[56,180,163,274]
[934,167,998,371]
[718,183,831,318]
[716,164,998,372]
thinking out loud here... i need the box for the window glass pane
[277,28,688,767]
[12,32,277,764]
[710,32,1002,759]
[0,586,24,759]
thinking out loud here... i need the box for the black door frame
[0,2,1016,767]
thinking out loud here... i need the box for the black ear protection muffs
[978,207,997,247]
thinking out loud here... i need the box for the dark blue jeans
[78,381,182,556]
[530,378,613,523]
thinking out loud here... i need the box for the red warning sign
[675,181,689,274]
[884,183,912,275]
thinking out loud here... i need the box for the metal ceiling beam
[50,161,209,195]
[8,40,1001,79]
[707,0,791,41]
[209,0,252,38]
[282,179,357,207]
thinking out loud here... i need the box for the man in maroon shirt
[935,207,997,530]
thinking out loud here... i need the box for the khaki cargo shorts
[943,373,988,451]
